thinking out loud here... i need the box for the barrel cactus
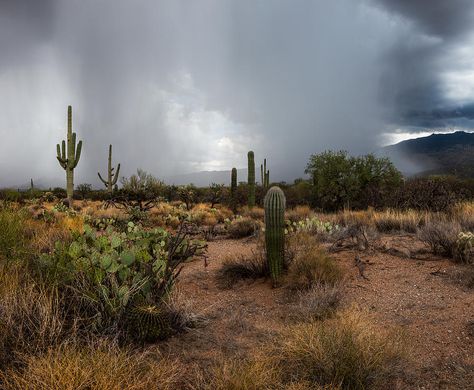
[264,186,286,286]
[56,105,82,207]
[248,151,255,208]
[125,304,172,342]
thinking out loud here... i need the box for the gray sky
[1,0,474,186]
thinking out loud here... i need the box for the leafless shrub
[293,282,345,321]
[418,220,461,257]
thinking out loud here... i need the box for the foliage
[0,207,27,260]
[226,217,259,238]
[305,151,402,211]
[418,220,461,258]
[177,184,197,210]
[37,221,206,336]
[76,183,92,199]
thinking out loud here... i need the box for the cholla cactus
[455,232,474,264]
[98,144,121,193]
[56,105,82,206]
[248,151,255,208]
[264,186,286,286]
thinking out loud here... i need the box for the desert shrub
[205,308,405,390]
[216,252,267,289]
[286,241,342,290]
[391,176,472,212]
[293,282,344,321]
[374,209,427,233]
[449,201,474,231]
[0,207,27,260]
[0,340,181,390]
[454,232,474,264]
[418,220,461,257]
[227,217,259,238]
[240,206,265,220]
[0,263,70,369]
[274,309,406,389]
[286,205,313,224]
[449,265,474,289]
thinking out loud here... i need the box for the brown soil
[158,234,473,389]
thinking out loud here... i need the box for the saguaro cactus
[98,144,121,193]
[248,151,255,208]
[56,105,82,206]
[231,167,237,213]
[264,186,286,286]
[260,158,270,188]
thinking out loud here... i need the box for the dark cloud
[0,0,474,187]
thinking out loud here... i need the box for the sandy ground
[159,234,473,389]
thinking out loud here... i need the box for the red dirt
[159,235,474,389]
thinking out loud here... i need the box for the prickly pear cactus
[264,186,286,286]
[56,105,82,207]
[248,151,255,208]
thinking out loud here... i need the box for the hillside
[381,131,474,177]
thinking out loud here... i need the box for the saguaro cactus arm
[98,144,120,192]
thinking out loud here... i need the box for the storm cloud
[1,0,474,186]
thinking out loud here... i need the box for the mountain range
[380,131,474,178]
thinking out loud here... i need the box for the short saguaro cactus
[264,186,286,286]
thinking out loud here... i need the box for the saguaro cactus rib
[231,167,237,213]
[56,105,82,206]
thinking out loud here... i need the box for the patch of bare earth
[157,235,473,389]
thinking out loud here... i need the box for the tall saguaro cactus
[247,151,255,208]
[56,105,82,206]
[264,186,286,286]
[98,144,121,193]
[260,158,270,188]
[231,167,237,213]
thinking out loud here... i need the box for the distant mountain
[380,131,474,178]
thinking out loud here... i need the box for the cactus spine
[247,151,255,208]
[231,167,237,213]
[56,105,82,206]
[264,186,286,286]
[98,144,121,193]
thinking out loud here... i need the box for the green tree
[305,151,402,211]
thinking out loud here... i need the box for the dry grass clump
[449,265,474,289]
[23,218,72,254]
[275,308,406,389]
[449,201,474,231]
[216,252,267,289]
[227,217,259,238]
[286,205,314,223]
[240,206,265,221]
[0,263,71,369]
[418,219,462,258]
[286,240,343,290]
[0,207,27,259]
[203,308,405,390]
[373,209,427,233]
[0,340,181,390]
[293,282,345,321]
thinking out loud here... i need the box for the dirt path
[159,237,473,389]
